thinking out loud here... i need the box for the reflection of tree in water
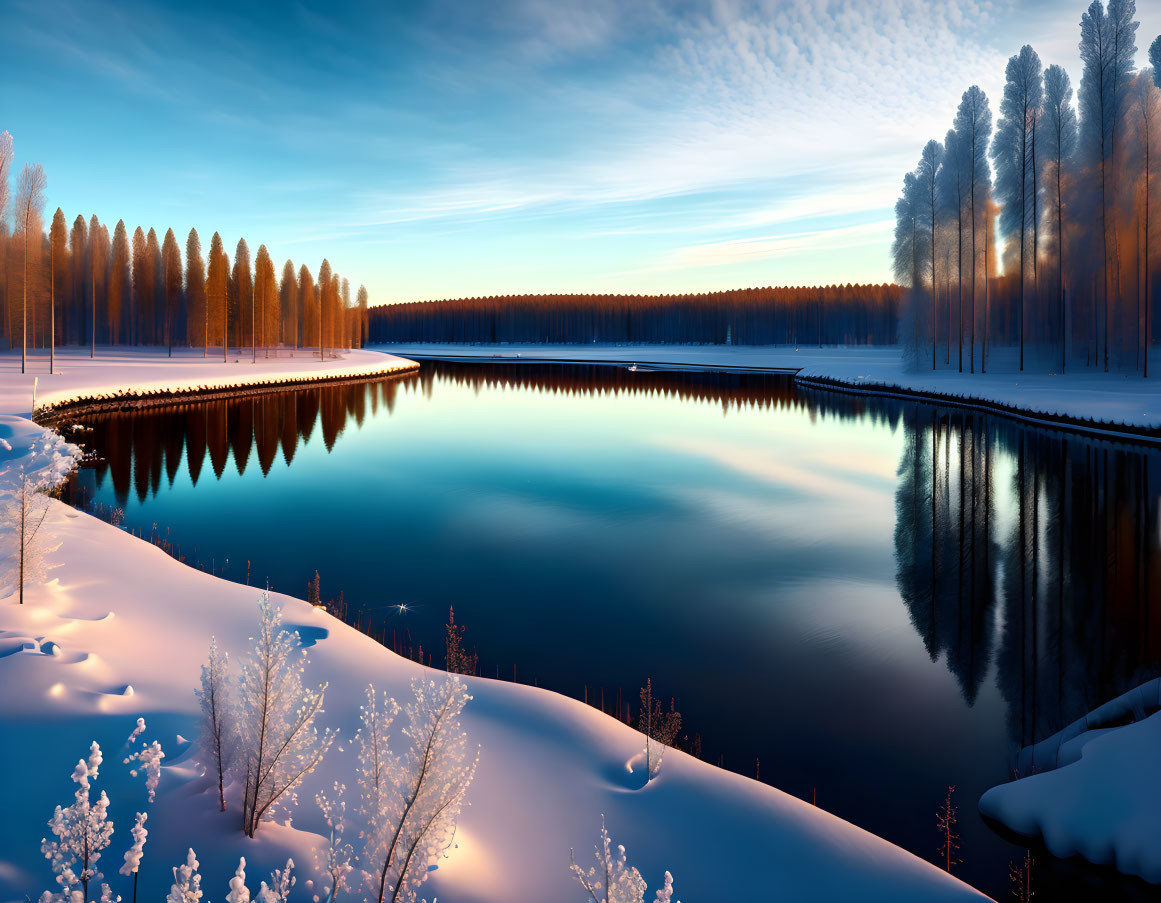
[894,404,1161,751]
[997,428,1161,750]
[895,406,996,706]
[78,376,408,505]
[75,362,912,508]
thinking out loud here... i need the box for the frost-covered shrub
[195,637,234,811]
[41,742,115,903]
[314,783,355,902]
[570,819,678,903]
[234,594,336,837]
[165,849,202,903]
[637,679,681,781]
[360,676,478,903]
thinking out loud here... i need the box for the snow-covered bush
[256,859,295,903]
[165,849,202,903]
[314,783,355,902]
[117,812,148,899]
[124,732,165,805]
[225,859,250,903]
[234,594,336,837]
[195,637,234,811]
[361,676,478,903]
[570,818,678,903]
[637,679,681,781]
[41,742,115,903]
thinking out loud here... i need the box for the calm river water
[64,361,1161,901]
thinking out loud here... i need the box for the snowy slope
[979,681,1161,884]
[372,343,1161,435]
[0,349,988,902]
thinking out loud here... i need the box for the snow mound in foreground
[979,681,1161,884]
[0,495,989,902]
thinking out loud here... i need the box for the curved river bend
[64,361,1161,901]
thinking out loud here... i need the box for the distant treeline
[366,285,903,346]
[0,131,368,363]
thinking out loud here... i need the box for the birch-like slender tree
[15,164,46,374]
[938,128,969,370]
[0,132,12,220]
[955,87,992,374]
[1043,64,1079,371]
[361,676,477,903]
[234,594,335,838]
[195,637,234,811]
[1080,0,1139,371]
[207,233,227,358]
[49,208,67,374]
[1134,69,1159,376]
[917,141,943,369]
[185,229,205,357]
[994,46,1044,371]
[162,228,181,356]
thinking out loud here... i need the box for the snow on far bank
[979,680,1161,884]
[0,346,416,418]
[0,348,987,902]
[371,343,1161,435]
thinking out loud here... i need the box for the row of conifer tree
[0,133,368,369]
[366,285,903,346]
[893,0,1161,374]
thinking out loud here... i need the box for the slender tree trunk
[1147,131,1152,378]
[18,483,25,605]
[932,187,938,370]
[958,208,964,372]
[166,255,172,358]
[22,213,28,374]
[984,212,990,372]
[1032,116,1039,353]
[1059,145,1066,373]
[971,170,977,373]
[91,239,96,358]
[1102,136,1110,372]
[50,238,55,375]
[1020,117,1027,372]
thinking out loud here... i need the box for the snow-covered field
[0,346,418,418]
[0,348,988,902]
[372,343,1161,436]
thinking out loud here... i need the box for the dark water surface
[64,361,1161,901]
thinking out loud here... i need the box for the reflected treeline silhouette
[74,376,409,505]
[896,408,997,706]
[415,361,910,431]
[894,402,1161,753]
[72,362,917,506]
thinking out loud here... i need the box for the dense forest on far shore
[366,285,903,346]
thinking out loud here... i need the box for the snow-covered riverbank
[373,343,1161,439]
[0,348,987,902]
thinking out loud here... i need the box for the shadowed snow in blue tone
[4,0,1160,302]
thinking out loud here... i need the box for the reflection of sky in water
[73,365,1161,901]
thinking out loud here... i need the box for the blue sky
[3,0,1159,304]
